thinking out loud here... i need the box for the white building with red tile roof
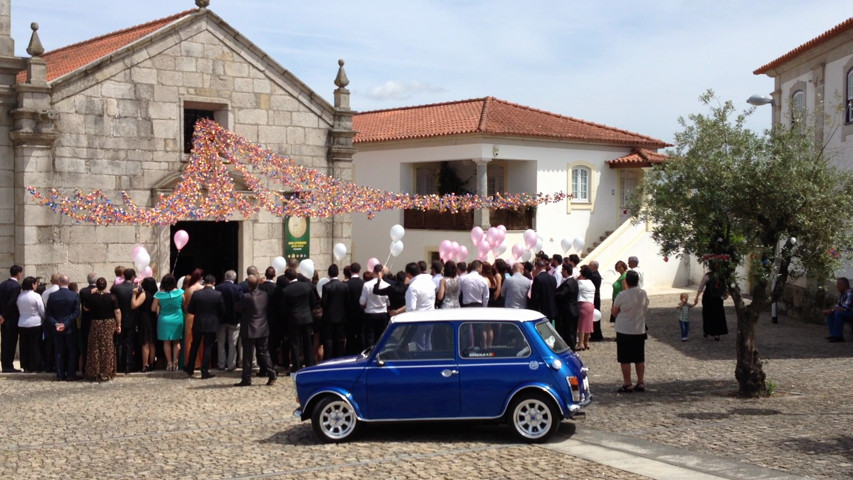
[352,97,694,292]
[753,16,853,279]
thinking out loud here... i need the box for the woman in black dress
[85,277,121,381]
[694,270,728,341]
[132,277,158,372]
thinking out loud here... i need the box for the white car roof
[390,308,546,324]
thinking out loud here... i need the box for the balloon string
[172,249,181,274]
[383,250,393,271]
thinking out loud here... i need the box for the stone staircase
[585,230,613,257]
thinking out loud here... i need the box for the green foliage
[764,379,778,396]
[634,90,853,297]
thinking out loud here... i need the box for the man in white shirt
[406,262,436,312]
[359,263,390,347]
[550,254,564,287]
[430,260,443,294]
[628,256,645,289]
[459,260,490,307]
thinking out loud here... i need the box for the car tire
[311,396,360,443]
[507,392,561,443]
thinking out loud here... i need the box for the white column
[473,158,490,228]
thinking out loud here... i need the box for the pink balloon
[477,240,491,261]
[366,257,380,272]
[512,243,526,261]
[439,240,452,258]
[142,266,153,278]
[523,229,538,250]
[174,230,189,251]
[131,244,146,259]
[456,246,468,262]
[470,226,485,245]
[486,227,500,248]
[497,224,507,234]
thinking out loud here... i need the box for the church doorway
[170,221,239,282]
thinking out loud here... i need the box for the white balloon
[133,251,150,272]
[298,259,315,279]
[521,250,532,262]
[272,256,287,274]
[390,240,404,257]
[316,277,330,297]
[534,235,543,252]
[593,309,602,322]
[495,243,508,257]
[390,224,406,241]
[572,236,585,252]
[333,243,348,261]
[560,237,572,253]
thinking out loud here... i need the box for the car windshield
[534,320,571,354]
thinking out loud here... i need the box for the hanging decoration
[27,120,568,226]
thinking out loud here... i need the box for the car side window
[377,323,453,360]
[458,322,531,358]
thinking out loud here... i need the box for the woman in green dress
[610,261,628,323]
[152,274,184,372]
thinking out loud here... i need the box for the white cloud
[364,80,447,101]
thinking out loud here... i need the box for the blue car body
[294,308,592,442]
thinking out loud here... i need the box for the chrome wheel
[509,393,559,442]
[312,397,358,443]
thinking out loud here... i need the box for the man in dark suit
[215,270,243,371]
[258,266,280,373]
[185,274,225,379]
[555,264,580,350]
[281,268,315,372]
[321,264,349,359]
[233,275,276,386]
[344,263,364,355]
[46,274,80,381]
[529,259,558,323]
[111,268,138,373]
[77,273,97,373]
[588,260,605,341]
[0,265,23,372]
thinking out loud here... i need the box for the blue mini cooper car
[293,308,592,443]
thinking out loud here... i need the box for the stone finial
[26,22,44,57]
[334,59,349,89]
[196,0,210,10]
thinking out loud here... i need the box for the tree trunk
[730,286,768,397]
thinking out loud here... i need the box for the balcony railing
[404,207,534,231]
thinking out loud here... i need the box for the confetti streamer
[27,120,569,225]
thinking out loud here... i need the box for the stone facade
[1,5,354,280]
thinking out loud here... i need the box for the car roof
[390,308,547,324]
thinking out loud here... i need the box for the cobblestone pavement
[0,290,850,479]
[587,290,852,480]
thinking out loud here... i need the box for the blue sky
[11,0,852,144]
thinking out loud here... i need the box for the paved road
[0,290,849,479]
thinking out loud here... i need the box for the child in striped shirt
[676,292,693,341]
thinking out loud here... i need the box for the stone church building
[0,0,355,281]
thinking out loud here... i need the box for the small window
[846,68,853,124]
[415,166,437,195]
[458,322,531,358]
[791,90,805,124]
[535,320,571,354]
[378,323,453,360]
[184,109,216,153]
[571,167,590,203]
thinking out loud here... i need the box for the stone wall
[16,15,347,281]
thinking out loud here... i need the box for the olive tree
[634,91,853,397]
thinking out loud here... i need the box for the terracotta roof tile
[353,97,669,148]
[605,148,667,168]
[16,9,195,83]
[754,17,853,75]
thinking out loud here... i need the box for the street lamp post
[747,93,779,324]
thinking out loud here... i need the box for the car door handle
[441,369,459,378]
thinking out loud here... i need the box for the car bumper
[566,394,592,417]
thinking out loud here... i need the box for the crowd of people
[0,250,744,392]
